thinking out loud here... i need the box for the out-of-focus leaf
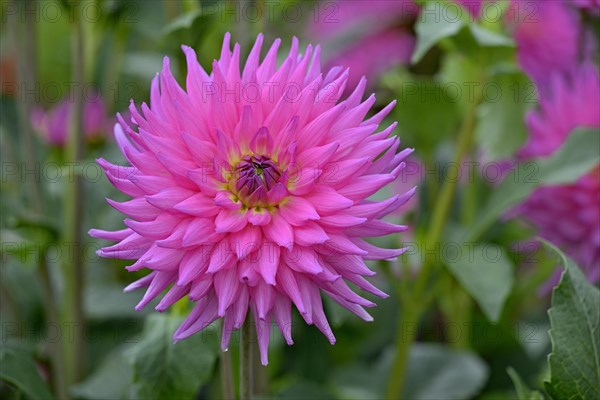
[542,241,600,400]
[162,10,202,35]
[122,52,165,81]
[126,314,219,400]
[444,243,514,322]
[469,24,514,47]
[470,128,600,240]
[403,344,489,399]
[475,72,531,161]
[412,1,514,63]
[0,347,53,400]
[334,344,488,399]
[275,381,338,399]
[412,3,466,63]
[382,69,461,153]
[507,367,543,400]
[84,284,146,319]
[70,347,132,400]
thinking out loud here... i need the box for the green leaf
[475,73,531,161]
[84,284,145,319]
[0,347,54,399]
[470,128,600,240]
[162,10,202,35]
[412,2,466,63]
[126,314,219,400]
[469,24,514,47]
[403,344,489,399]
[70,347,132,400]
[412,1,514,63]
[542,241,600,400]
[444,243,514,322]
[382,68,461,153]
[334,344,488,400]
[507,367,543,400]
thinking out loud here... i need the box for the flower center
[233,155,283,207]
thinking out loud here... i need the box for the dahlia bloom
[91,33,414,364]
[307,0,416,90]
[30,95,110,146]
[509,0,585,87]
[573,0,600,13]
[513,64,600,287]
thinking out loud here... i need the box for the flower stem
[387,87,482,399]
[220,324,234,400]
[61,4,87,391]
[240,317,253,400]
[386,303,419,399]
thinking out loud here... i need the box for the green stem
[240,317,252,400]
[386,304,419,399]
[413,91,481,301]
[61,4,87,391]
[386,86,482,399]
[220,326,235,400]
[10,2,67,396]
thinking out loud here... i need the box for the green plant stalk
[10,0,41,212]
[386,302,420,399]
[61,7,86,391]
[220,325,235,400]
[220,353,235,400]
[10,2,68,396]
[386,90,481,399]
[241,317,252,400]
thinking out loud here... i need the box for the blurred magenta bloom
[573,0,600,12]
[30,95,110,146]
[514,64,600,286]
[307,0,416,90]
[509,0,586,87]
[91,33,415,364]
[519,64,600,159]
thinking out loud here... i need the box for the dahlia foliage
[91,33,414,364]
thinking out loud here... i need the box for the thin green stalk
[240,317,252,400]
[386,304,419,399]
[413,93,481,301]
[61,4,86,391]
[220,334,235,400]
[10,0,41,211]
[386,88,482,399]
[10,2,67,396]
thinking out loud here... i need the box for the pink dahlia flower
[508,0,586,87]
[573,0,600,13]
[30,94,110,146]
[307,0,416,90]
[513,64,600,287]
[91,33,415,364]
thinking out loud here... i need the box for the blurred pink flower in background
[519,64,600,159]
[513,64,600,287]
[307,0,417,90]
[573,0,600,13]
[30,94,111,146]
[508,0,589,88]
